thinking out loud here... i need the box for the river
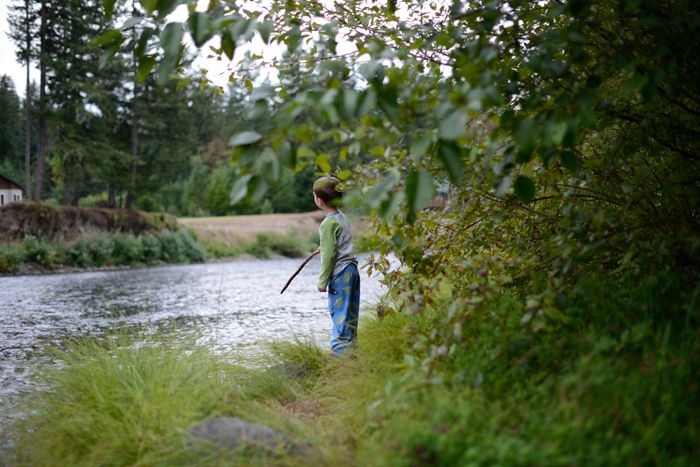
[0,256,385,431]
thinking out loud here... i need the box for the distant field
[178,211,325,244]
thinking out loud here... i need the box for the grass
[8,270,699,465]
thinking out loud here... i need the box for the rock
[189,417,311,456]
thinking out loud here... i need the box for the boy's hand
[318,287,326,293]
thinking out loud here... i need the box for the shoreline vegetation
[0,202,328,275]
[0,229,317,276]
[7,268,697,466]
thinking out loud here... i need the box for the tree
[8,0,38,197]
[0,76,23,177]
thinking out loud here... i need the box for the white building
[0,174,23,206]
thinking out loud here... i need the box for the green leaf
[102,0,117,20]
[297,145,316,159]
[247,176,268,202]
[437,141,464,183]
[188,11,212,47]
[137,56,156,82]
[316,153,331,173]
[406,171,434,214]
[221,31,235,60]
[559,150,578,171]
[439,109,468,140]
[245,79,253,92]
[98,43,120,70]
[135,28,154,57]
[377,85,400,124]
[155,0,180,17]
[229,131,262,146]
[545,121,567,146]
[286,24,302,53]
[160,22,184,57]
[257,21,273,44]
[496,175,512,197]
[278,141,296,169]
[410,132,432,161]
[380,190,404,220]
[368,170,400,207]
[175,78,191,91]
[261,149,280,183]
[514,176,536,203]
[93,29,121,46]
[230,174,252,205]
[515,118,538,160]
[139,0,158,14]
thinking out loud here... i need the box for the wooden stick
[280,248,320,294]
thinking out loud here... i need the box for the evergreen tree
[0,76,23,179]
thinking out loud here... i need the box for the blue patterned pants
[328,263,360,356]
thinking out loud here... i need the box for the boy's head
[313,176,342,209]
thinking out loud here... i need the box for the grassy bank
[8,269,698,465]
[0,230,314,275]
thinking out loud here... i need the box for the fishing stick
[280,248,320,294]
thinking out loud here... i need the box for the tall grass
[11,334,319,466]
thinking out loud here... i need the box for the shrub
[0,245,22,273]
[156,231,184,263]
[178,230,207,263]
[245,233,273,258]
[111,234,144,265]
[22,236,57,268]
[141,235,163,265]
[64,239,91,267]
[268,231,308,258]
[87,235,114,266]
[202,238,242,258]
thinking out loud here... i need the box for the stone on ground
[189,416,311,456]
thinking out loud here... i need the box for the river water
[0,256,384,431]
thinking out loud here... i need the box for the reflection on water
[0,256,384,428]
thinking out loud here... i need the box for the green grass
[8,271,699,465]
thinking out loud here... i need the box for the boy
[313,176,360,356]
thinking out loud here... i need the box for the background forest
[1,0,323,215]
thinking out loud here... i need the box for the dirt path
[178,211,325,244]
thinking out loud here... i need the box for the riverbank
[5,267,698,465]
[0,228,315,276]
[0,204,330,275]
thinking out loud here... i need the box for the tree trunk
[107,183,116,208]
[126,92,138,210]
[23,0,32,200]
[70,179,81,206]
[33,1,47,201]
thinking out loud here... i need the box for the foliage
[0,244,22,273]
[0,76,24,180]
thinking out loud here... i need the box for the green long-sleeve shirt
[318,211,356,290]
